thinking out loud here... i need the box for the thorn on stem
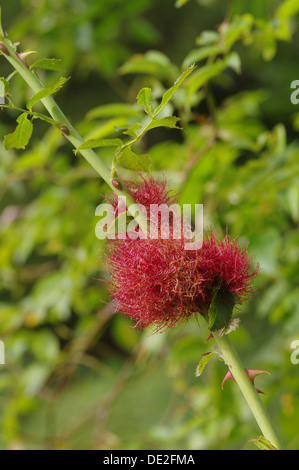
[61,126,69,136]
[112,179,122,191]
[221,368,271,394]
[16,52,35,68]
[0,43,9,55]
[205,333,214,342]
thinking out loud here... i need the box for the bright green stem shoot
[212,331,284,450]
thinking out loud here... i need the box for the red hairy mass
[194,233,259,315]
[108,175,178,217]
[105,176,258,331]
[107,237,201,330]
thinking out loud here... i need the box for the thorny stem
[212,330,284,450]
[1,38,148,232]
[2,37,284,451]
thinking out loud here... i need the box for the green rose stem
[211,330,284,450]
[2,38,284,450]
[1,38,148,232]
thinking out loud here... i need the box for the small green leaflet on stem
[208,285,236,332]
[26,76,69,111]
[137,87,153,117]
[115,146,151,172]
[74,138,122,156]
[250,436,278,451]
[0,77,11,95]
[218,317,240,337]
[3,112,33,150]
[123,122,142,138]
[195,352,217,377]
[146,116,181,131]
[30,58,64,72]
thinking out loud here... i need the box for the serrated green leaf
[26,76,69,111]
[137,87,153,116]
[195,352,216,377]
[123,122,142,137]
[30,58,64,71]
[75,138,122,155]
[0,77,11,95]
[208,287,236,332]
[153,65,196,117]
[3,112,33,150]
[116,146,151,172]
[147,116,181,131]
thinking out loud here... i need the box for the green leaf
[0,77,11,95]
[195,352,216,377]
[153,64,196,117]
[75,138,122,155]
[226,52,242,74]
[250,436,278,450]
[186,53,239,104]
[147,116,181,131]
[223,14,254,51]
[119,50,179,81]
[26,76,69,111]
[187,61,227,100]
[30,58,64,71]
[116,146,151,172]
[85,117,128,140]
[196,30,220,46]
[137,87,153,116]
[123,122,142,137]
[3,112,33,150]
[86,103,141,120]
[208,287,236,332]
[175,0,190,7]
[182,46,223,68]
[276,0,299,20]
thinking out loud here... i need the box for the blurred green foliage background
[0,0,299,450]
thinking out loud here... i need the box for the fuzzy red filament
[106,177,258,331]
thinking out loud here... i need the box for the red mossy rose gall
[106,176,258,331]
[194,232,259,316]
